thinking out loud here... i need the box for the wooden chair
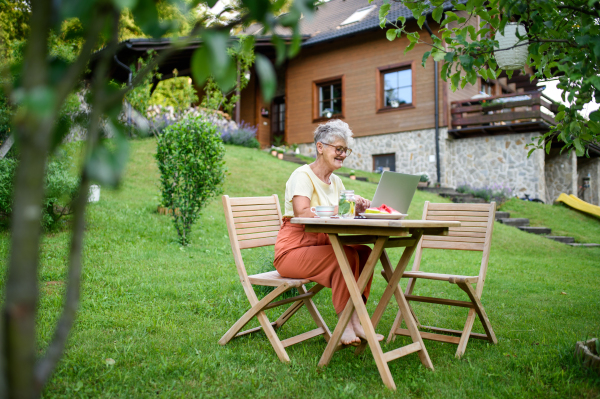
[219,194,331,362]
[383,201,498,358]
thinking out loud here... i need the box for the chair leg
[298,284,331,342]
[456,282,497,344]
[257,311,290,362]
[456,308,476,358]
[386,307,403,344]
[274,284,325,329]
[219,284,290,346]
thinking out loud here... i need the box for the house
[100,0,600,205]
[238,0,600,205]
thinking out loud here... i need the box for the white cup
[310,205,335,218]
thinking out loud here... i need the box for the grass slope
[2,138,599,398]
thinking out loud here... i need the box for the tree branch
[33,8,120,391]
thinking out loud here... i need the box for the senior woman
[274,119,384,346]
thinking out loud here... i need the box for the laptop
[370,171,421,214]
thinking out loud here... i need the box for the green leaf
[444,51,455,62]
[191,47,210,86]
[131,0,164,37]
[397,15,406,24]
[417,15,426,29]
[255,54,276,103]
[386,29,397,41]
[271,35,286,66]
[421,50,431,66]
[573,138,584,156]
[451,73,460,91]
[379,3,391,19]
[404,41,416,54]
[432,50,445,62]
[589,110,600,122]
[432,6,443,23]
[555,110,565,121]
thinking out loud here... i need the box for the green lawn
[2,138,600,398]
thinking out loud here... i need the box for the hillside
[1,138,599,398]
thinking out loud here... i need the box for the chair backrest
[412,201,496,297]
[222,195,283,300]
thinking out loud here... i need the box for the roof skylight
[340,5,376,26]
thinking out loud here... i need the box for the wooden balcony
[448,91,559,138]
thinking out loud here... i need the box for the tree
[0,0,312,398]
[378,0,600,156]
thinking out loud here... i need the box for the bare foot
[341,323,361,346]
[351,311,384,342]
[338,312,361,346]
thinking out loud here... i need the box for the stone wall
[445,133,546,201]
[577,157,600,205]
[545,149,577,203]
[298,128,444,181]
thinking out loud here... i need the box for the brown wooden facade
[239,23,481,148]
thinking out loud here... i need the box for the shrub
[156,118,226,245]
[0,152,79,230]
[220,121,259,148]
[456,182,512,204]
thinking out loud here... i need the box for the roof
[244,0,458,47]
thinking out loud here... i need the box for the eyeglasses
[320,142,352,156]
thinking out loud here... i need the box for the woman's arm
[292,196,315,218]
[292,196,339,217]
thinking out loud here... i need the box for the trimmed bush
[156,118,226,245]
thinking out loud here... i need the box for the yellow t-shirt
[283,164,345,217]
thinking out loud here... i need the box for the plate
[359,213,407,220]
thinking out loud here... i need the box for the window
[377,62,416,112]
[373,153,396,173]
[340,5,376,26]
[313,76,344,121]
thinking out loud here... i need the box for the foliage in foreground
[378,0,600,155]
[0,0,311,394]
[156,119,226,245]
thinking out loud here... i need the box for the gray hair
[313,119,354,148]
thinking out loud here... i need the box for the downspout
[424,21,441,185]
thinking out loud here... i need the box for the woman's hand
[355,195,371,214]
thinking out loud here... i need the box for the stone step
[517,226,551,234]
[568,243,600,247]
[546,236,575,244]
[495,211,510,219]
[282,154,306,165]
[498,218,530,227]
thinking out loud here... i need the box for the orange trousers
[274,218,373,314]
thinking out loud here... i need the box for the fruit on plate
[364,204,401,214]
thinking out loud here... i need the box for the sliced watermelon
[376,204,401,214]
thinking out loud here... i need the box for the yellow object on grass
[556,193,600,218]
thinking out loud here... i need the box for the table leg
[355,232,434,370]
[318,236,388,368]
[322,235,397,390]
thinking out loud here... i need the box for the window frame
[376,61,416,113]
[312,75,345,123]
[372,153,397,173]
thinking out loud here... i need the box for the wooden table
[290,217,461,390]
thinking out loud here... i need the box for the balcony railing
[449,91,559,138]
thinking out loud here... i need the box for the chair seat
[248,270,311,287]
[402,271,479,284]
